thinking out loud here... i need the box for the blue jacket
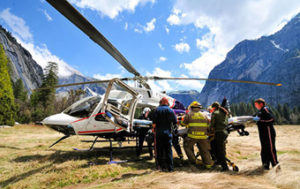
[153,105,177,136]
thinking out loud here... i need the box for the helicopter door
[94,78,139,133]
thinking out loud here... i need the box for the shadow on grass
[0,164,57,188]
[0,145,22,150]
[9,146,222,188]
[13,147,227,172]
[239,166,265,176]
[111,170,152,182]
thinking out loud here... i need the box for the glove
[253,116,260,122]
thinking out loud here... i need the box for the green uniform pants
[211,131,228,170]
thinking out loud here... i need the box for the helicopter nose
[42,113,76,135]
[42,113,78,125]
[42,116,49,123]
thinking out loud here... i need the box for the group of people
[136,97,279,172]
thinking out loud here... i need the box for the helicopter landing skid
[73,138,133,164]
[107,139,129,164]
[73,136,99,151]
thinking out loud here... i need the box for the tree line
[230,102,300,125]
[0,43,84,125]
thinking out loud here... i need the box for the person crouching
[181,101,213,169]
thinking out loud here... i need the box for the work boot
[205,164,213,169]
[178,155,184,166]
[263,163,270,170]
[195,159,203,165]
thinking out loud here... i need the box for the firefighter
[253,98,279,170]
[152,97,177,172]
[182,101,213,169]
[136,107,153,159]
[210,101,229,171]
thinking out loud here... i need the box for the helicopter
[42,0,282,162]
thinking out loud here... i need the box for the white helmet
[143,107,151,114]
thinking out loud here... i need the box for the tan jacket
[182,110,209,139]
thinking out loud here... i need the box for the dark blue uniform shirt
[153,105,177,136]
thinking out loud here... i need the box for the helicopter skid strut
[73,137,129,164]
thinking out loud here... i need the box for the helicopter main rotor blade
[34,77,136,91]
[46,0,141,77]
[145,76,282,86]
[34,79,113,91]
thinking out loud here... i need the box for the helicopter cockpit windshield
[64,96,101,118]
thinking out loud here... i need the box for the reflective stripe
[187,134,208,139]
[191,131,205,135]
[267,126,278,164]
[188,122,208,127]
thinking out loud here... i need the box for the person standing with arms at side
[253,98,279,170]
[152,97,177,172]
[210,102,229,171]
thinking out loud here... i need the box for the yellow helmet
[190,101,202,108]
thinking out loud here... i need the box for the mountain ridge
[198,12,300,107]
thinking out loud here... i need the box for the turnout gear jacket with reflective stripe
[182,110,209,139]
[210,107,229,132]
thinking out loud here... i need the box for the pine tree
[13,79,31,123]
[13,79,27,101]
[231,104,237,116]
[247,102,255,115]
[283,103,291,122]
[240,102,247,115]
[271,106,282,125]
[0,44,15,126]
[30,61,58,121]
[54,88,86,113]
[44,62,58,116]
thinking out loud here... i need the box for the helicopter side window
[64,96,101,118]
[134,106,143,119]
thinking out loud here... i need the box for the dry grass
[0,125,300,189]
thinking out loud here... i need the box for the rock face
[168,90,201,107]
[199,13,300,107]
[0,25,43,93]
[0,25,106,96]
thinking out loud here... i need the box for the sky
[0,0,300,92]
